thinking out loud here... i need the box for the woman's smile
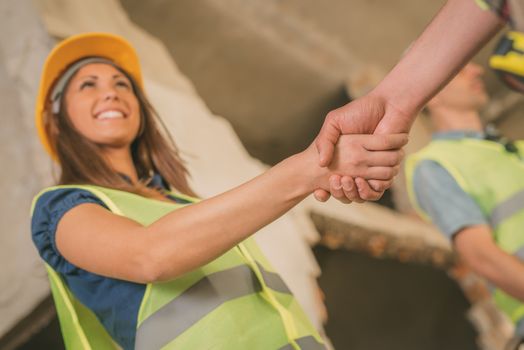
[96,110,125,120]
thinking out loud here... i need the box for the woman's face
[63,63,141,149]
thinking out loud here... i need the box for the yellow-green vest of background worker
[32,184,324,350]
[404,62,524,341]
[406,138,524,324]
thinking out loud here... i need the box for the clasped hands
[312,93,413,203]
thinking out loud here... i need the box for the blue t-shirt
[31,175,191,350]
[412,131,488,239]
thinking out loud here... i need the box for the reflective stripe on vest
[135,263,293,350]
[256,261,292,294]
[515,245,524,261]
[490,188,524,228]
[278,336,326,350]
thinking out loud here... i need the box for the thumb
[314,189,331,202]
[316,139,335,167]
[316,113,342,167]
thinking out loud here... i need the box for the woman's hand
[311,133,407,203]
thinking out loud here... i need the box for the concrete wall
[0,0,56,338]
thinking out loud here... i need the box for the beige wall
[0,0,56,337]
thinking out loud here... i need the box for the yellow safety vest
[405,138,524,323]
[31,185,325,350]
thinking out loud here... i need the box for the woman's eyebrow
[77,75,98,81]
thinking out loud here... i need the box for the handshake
[311,92,412,204]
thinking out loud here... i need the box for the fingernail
[331,178,342,190]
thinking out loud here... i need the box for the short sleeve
[31,188,108,274]
[412,160,488,239]
[475,0,509,20]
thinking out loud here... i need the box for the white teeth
[97,110,124,119]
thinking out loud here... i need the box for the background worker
[404,62,524,348]
[314,0,524,203]
[31,32,407,350]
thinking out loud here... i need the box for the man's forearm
[482,252,524,302]
[374,0,503,126]
[455,225,524,302]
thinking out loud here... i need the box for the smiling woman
[64,64,141,152]
[31,32,407,350]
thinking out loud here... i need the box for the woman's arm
[55,134,407,283]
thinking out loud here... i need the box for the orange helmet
[35,32,143,159]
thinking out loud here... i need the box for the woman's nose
[101,87,119,101]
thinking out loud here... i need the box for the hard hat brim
[35,32,143,159]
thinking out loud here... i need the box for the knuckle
[370,193,382,201]
[388,167,398,178]
[325,111,338,124]
[380,135,391,149]
[345,190,358,201]
[393,166,400,176]
[331,190,344,199]
[362,189,382,201]
[381,169,393,179]
[371,181,386,192]
[392,153,402,165]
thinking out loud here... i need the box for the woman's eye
[116,80,131,89]
[80,81,95,90]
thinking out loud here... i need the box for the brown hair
[43,64,196,198]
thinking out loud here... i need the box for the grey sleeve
[413,160,488,239]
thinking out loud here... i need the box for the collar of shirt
[431,130,485,141]
[118,172,169,191]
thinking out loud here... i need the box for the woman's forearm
[56,135,405,283]
[141,148,324,281]
[139,135,408,281]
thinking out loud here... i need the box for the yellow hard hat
[489,31,524,92]
[35,32,144,159]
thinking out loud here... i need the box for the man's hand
[315,94,387,167]
[313,93,412,203]
[316,92,415,166]
[313,0,503,204]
